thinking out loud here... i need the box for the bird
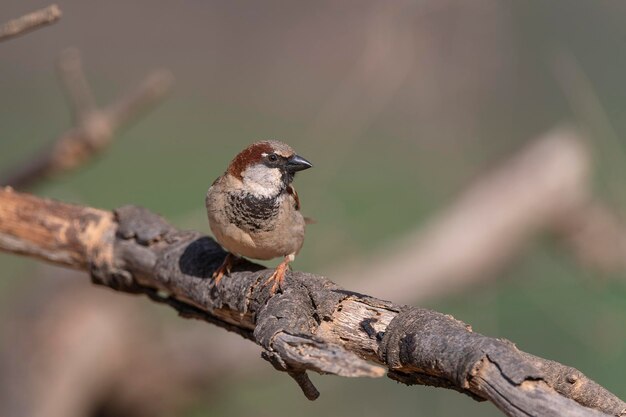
[206,140,313,293]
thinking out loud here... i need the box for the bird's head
[226,140,312,198]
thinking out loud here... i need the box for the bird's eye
[268,154,278,162]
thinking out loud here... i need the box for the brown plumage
[206,140,313,292]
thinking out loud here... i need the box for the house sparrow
[206,140,313,293]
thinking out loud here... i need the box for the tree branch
[0,188,623,416]
[0,49,173,189]
[0,5,61,42]
[335,128,626,303]
[335,128,591,301]
[57,48,98,124]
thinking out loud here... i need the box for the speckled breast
[225,192,279,233]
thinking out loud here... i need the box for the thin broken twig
[0,5,61,42]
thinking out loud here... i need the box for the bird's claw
[212,253,235,285]
[264,258,291,294]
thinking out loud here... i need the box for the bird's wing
[286,184,301,211]
[287,185,316,224]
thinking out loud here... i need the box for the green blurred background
[2,1,626,416]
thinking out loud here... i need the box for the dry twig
[0,188,623,417]
[0,49,173,189]
[0,5,61,42]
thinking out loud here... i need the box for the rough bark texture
[0,188,624,417]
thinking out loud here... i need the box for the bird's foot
[264,254,294,294]
[212,253,235,285]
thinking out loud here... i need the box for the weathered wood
[471,360,608,417]
[0,187,114,269]
[0,188,624,416]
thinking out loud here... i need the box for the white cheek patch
[241,164,283,198]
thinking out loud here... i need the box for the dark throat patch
[226,191,280,232]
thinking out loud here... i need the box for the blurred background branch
[0,4,61,42]
[0,48,173,189]
[336,128,626,303]
[0,269,258,417]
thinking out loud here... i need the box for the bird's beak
[286,154,313,172]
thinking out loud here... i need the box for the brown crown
[227,140,294,179]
